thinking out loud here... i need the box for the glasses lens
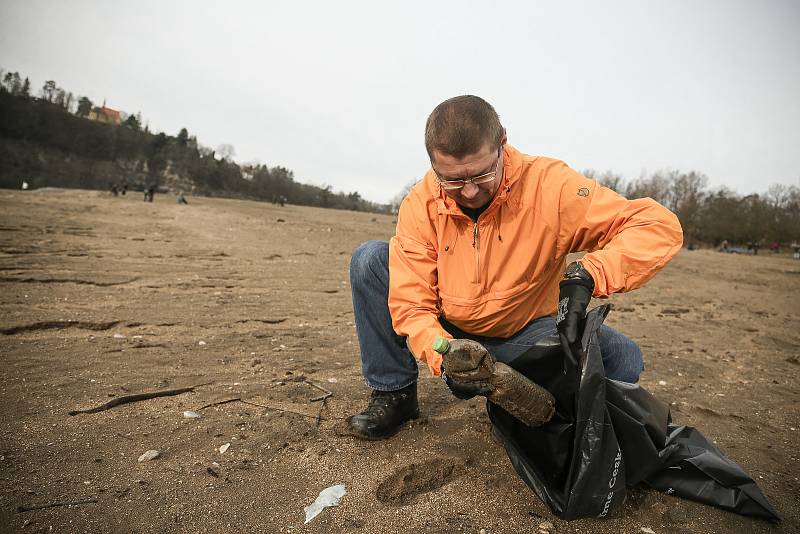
[440,181,465,190]
[473,174,495,185]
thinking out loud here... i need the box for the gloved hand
[441,363,494,400]
[556,264,595,346]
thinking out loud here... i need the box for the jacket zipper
[472,223,480,283]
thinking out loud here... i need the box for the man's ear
[501,128,508,147]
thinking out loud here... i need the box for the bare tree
[390,180,418,213]
[598,171,626,194]
[670,171,708,243]
[54,88,67,108]
[765,183,791,209]
[216,143,236,161]
[625,171,672,205]
[41,80,57,102]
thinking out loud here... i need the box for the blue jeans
[350,240,644,391]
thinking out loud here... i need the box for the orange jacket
[388,145,683,376]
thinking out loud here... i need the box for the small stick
[196,398,241,411]
[239,399,325,420]
[310,392,333,403]
[304,380,332,397]
[17,498,98,513]
[315,396,329,427]
[68,383,211,416]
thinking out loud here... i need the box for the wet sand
[0,189,797,533]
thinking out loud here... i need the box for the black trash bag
[487,305,781,522]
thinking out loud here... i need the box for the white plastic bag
[303,484,346,524]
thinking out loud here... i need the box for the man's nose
[461,182,480,199]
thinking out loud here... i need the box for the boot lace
[362,390,399,417]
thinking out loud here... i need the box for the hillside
[0,87,389,212]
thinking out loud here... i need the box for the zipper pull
[472,224,478,247]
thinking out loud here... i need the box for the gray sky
[2,0,799,204]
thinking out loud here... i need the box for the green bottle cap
[432,336,450,354]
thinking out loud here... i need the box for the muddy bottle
[433,336,555,427]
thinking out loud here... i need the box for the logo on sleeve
[577,187,589,197]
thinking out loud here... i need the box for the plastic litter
[489,305,781,522]
[304,484,346,524]
[183,410,202,419]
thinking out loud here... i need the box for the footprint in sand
[376,457,467,504]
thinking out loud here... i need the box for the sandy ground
[0,188,797,534]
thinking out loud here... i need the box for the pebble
[327,378,338,383]
[183,410,202,419]
[198,340,207,346]
[658,380,667,386]
[113,333,125,339]
[538,521,553,531]
[640,528,656,534]
[138,450,160,462]
[219,443,231,454]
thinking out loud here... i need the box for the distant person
[345,95,683,439]
[144,186,155,202]
[720,239,729,253]
[279,195,287,207]
[176,191,188,205]
[21,181,28,190]
[120,183,127,196]
[111,183,119,196]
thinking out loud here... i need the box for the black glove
[556,262,595,346]
[441,365,494,400]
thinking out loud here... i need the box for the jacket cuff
[408,328,452,377]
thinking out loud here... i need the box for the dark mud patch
[234,318,287,325]
[1,320,120,335]
[129,343,169,350]
[683,404,743,420]
[376,457,467,504]
[660,307,692,315]
[0,276,139,287]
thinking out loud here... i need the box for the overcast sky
[1,1,798,204]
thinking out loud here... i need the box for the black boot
[346,383,419,440]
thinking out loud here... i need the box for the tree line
[2,68,797,244]
[0,68,391,213]
[583,169,800,248]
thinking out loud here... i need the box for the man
[347,95,683,440]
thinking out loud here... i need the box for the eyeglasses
[434,150,501,191]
